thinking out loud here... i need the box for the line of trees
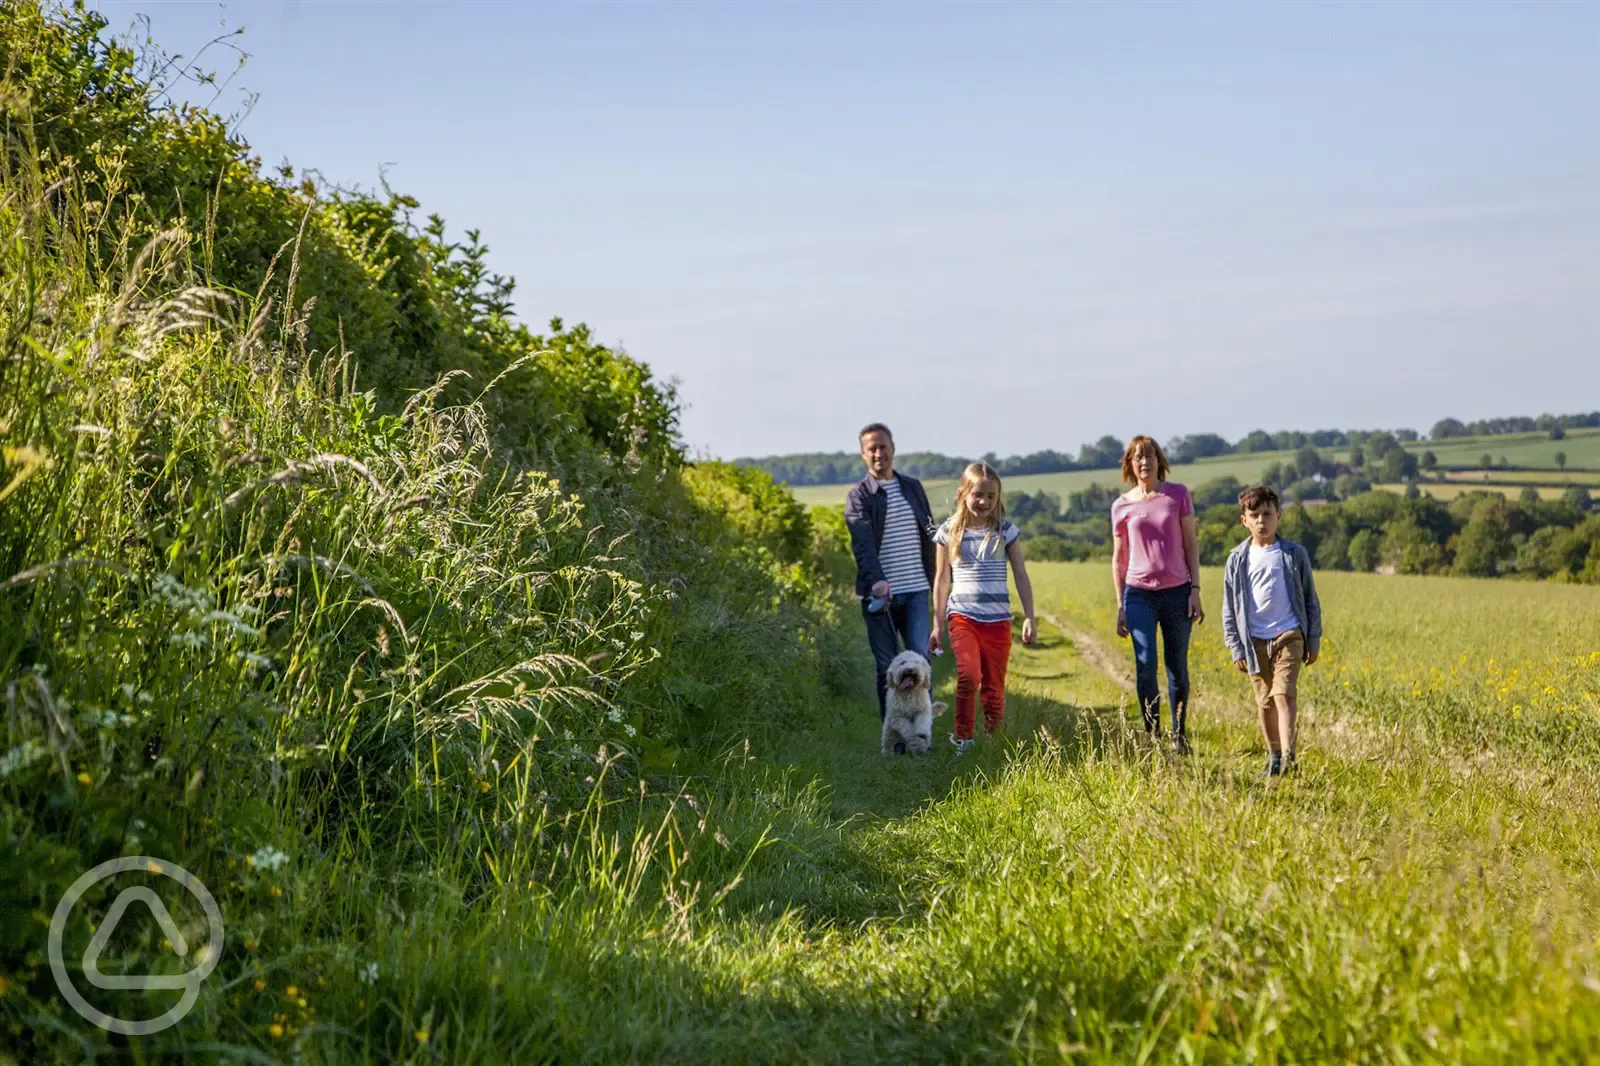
[1429,413,1600,439]
[739,411,1600,486]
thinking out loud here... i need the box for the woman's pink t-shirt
[1111,482,1194,590]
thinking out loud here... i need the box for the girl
[928,463,1036,753]
[1111,436,1204,752]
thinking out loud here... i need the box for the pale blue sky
[98,1,1600,459]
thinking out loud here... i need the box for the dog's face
[886,651,931,695]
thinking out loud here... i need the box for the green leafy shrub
[0,6,864,1057]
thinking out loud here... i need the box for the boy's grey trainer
[949,734,974,756]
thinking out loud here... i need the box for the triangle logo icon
[83,887,193,991]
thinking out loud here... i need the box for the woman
[1111,436,1204,752]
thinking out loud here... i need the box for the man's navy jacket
[843,472,938,598]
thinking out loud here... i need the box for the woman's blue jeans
[1122,582,1192,738]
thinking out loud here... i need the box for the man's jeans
[863,589,932,720]
[1122,582,1192,738]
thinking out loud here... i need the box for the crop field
[1379,481,1579,501]
[1441,468,1600,485]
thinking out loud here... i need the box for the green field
[787,450,1309,510]
[1417,427,1600,471]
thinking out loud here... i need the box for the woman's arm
[1181,513,1205,623]
[1006,539,1036,645]
[928,541,952,654]
[1112,532,1130,637]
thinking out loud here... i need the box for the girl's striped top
[934,518,1020,623]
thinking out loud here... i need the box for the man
[845,423,937,722]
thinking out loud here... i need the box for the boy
[1221,485,1322,776]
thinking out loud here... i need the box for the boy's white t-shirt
[1246,540,1300,641]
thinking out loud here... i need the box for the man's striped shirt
[878,478,930,594]
[934,518,1020,622]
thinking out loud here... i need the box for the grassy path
[615,566,1600,1062]
[362,566,1600,1062]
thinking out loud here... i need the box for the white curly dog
[881,650,946,755]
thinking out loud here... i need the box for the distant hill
[738,412,1600,487]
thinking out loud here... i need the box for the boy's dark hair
[1239,484,1281,513]
[859,422,893,443]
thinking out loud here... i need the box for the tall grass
[0,47,852,1055]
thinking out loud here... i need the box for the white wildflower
[236,651,274,675]
[0,741,48,778]
[169,631,208,650]
[202,610,261,637]
[358,962,379,985]
[249,847,290,871]
[623,724,636,737]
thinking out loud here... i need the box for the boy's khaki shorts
[1249,628,1304,706]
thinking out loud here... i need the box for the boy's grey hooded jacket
[1220,536,1322,673]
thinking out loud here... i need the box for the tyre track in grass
[1039,612,1134,694]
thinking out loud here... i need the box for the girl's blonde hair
[948,462,1005,565]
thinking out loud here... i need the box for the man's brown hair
[1238,484,1281,513]
[859,422,893,443]
[1120,436,1169,486]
